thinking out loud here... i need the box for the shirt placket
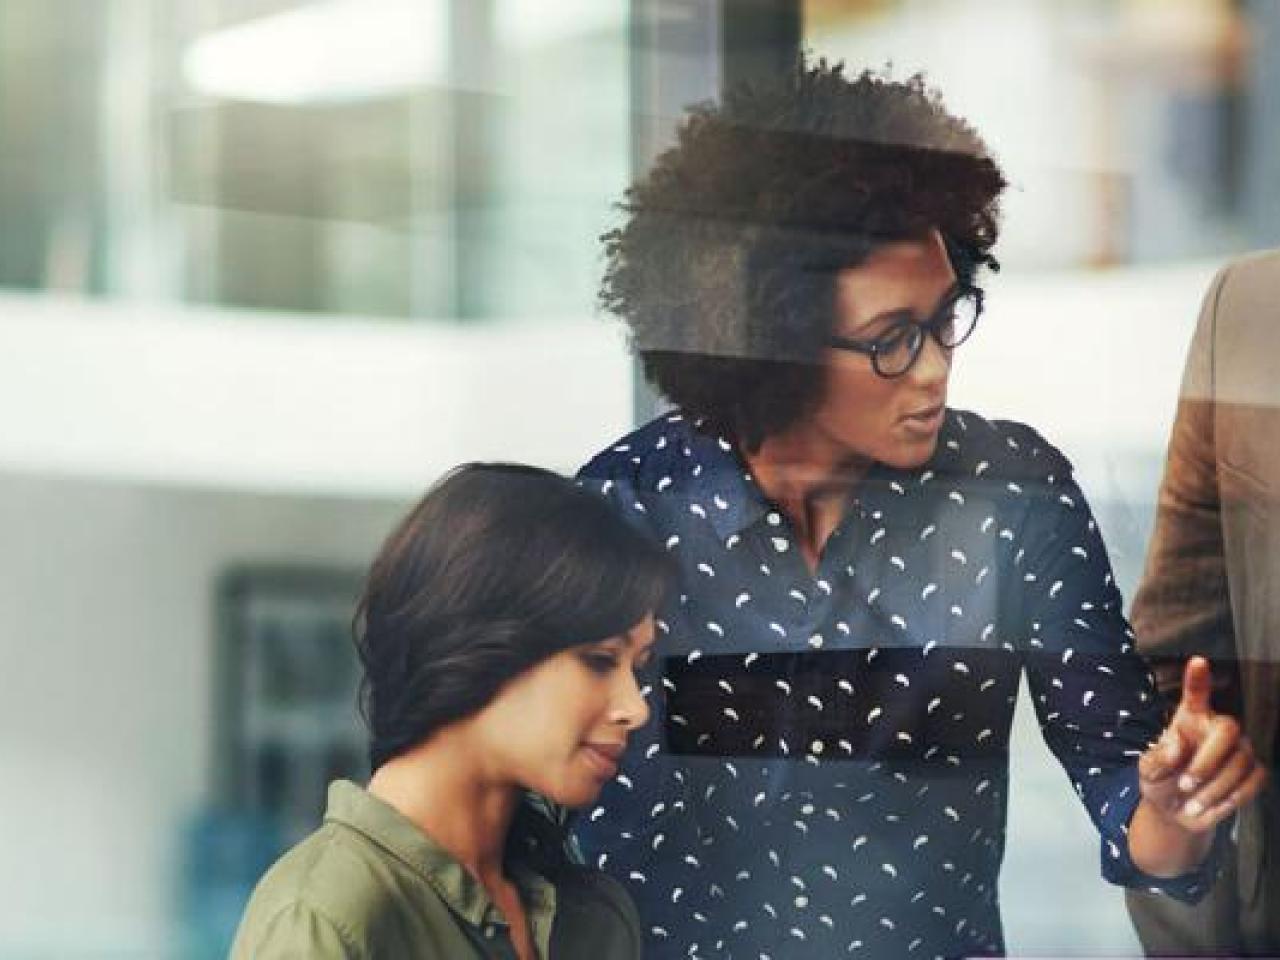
[747,509,821,642]
[759,505,868,647]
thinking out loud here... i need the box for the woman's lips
[582,743,624,779]
[901,403,945,434]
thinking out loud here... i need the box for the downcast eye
[579,651,619,675]
[874,325,913,354]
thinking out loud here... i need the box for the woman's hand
[1139,656,1267,830]
[1129,656,1268,877]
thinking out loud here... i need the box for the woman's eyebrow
[849,283,962,335]
[848,307,912,335]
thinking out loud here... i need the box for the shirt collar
[676,416,911,541]
[670,417,772,541]
[323,780,557,938]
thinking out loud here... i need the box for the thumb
[1178,656,1213,716]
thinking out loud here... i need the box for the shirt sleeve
[231,901,365,960]
[1015,468,1225,903]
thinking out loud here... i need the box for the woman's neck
[367,730,519,886]
[745,427,871,569]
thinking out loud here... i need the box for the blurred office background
[0,0,1276,956]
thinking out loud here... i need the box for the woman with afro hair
[575,58,1263,959]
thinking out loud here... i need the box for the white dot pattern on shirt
[576,410,1211,960]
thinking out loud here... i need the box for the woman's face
[811,229,958,470]
[472,615,655,808]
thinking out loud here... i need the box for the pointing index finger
[1178,656,1214,716]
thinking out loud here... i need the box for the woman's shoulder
[231,826,371,957]
[232,823,453,958]
[253,823,398,908]
[933,408,1075,485]
[579,410,706,486]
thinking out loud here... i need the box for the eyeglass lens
[873,293,980,377]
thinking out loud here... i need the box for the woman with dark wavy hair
[232,463,672,960]
[576,59,1264,958]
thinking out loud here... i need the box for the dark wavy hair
[354,463,671,871]
[355,462,669,770]
[600,58,1008,450]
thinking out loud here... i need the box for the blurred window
[0,0,631,321]
[803,0,1271,269]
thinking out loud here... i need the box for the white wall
[0,474,407,958]
[0,293,634,496]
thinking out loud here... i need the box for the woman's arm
[1013,451,1228,897]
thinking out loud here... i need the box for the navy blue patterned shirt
[574,408,1217,960]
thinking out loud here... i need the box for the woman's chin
[881,434,939,470]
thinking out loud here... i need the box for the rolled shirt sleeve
[1017,463,1227,902]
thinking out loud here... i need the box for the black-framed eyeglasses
[826,285,985,379]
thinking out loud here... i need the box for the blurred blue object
[179,809,286,960]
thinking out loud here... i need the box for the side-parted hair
[354,462,670,772]
[601,57,1008,450]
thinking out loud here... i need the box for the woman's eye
[580,652,619,675]
[875,326,911,353]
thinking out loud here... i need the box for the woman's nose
[910,329,952,386]
[613,671,651,731]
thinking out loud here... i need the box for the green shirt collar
[323,780,557,955]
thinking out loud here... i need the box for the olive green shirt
[230,781,642,959]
